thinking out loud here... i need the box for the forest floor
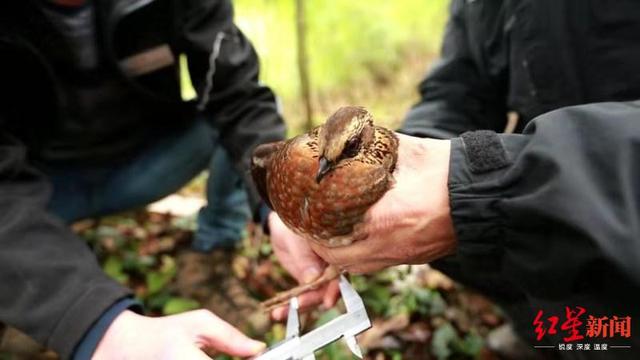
[1,203,521,360]
[79,209,513,360]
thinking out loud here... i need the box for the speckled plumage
[252,106,398,247]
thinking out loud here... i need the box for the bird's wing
[307,160,393,242]
[251,141,285,210]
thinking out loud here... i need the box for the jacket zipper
[197,31,227,111]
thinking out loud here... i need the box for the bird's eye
[342,137,361,158]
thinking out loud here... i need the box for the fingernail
[302,267,321,284]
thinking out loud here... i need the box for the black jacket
[0,0,284,358]
[402,0,640,357]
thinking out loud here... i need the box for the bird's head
[316,106,375,183]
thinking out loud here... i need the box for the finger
[271,305,288,321]
[308,241,336,265]
[309,237,379,270]
[271,231,326,284]
[187,310,266,356]
[350,222,370,242]
[298,289,326,309]
[270,278,342,321]
[275,246,325,285]
[299,256,326,285]
[271,288,326,321]
[323,279,341,308]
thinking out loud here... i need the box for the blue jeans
[39,120,250,252]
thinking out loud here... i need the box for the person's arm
[175,1,340,315]
[447,101,640,299]
[177,0,286,213]
[0,128,267,359]
[401,0,507,139]
[0,130,131,359]
[311,101,640,301]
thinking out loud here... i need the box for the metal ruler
[254,275,371,360]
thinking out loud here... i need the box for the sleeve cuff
[448,137,504,267]
[447,133,528,266]
[442,134,528,298]
[72,298,143,360]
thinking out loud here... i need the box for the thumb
[274,231,325,285]
[187,310,266,356]
[298,252,326,284]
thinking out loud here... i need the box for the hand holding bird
[309,132,456,274]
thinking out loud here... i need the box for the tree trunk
[295,0,313,131]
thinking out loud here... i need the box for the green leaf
[314,308,341,327]
[146,291,171,310]
[350,275,369,292]
[260,242,273,256]
[453,332,484,357]
[411,287,446,316]
[144,255,176,295]
[215,355,233,360]
[267,323,287,345]
[427,291,447,316]
[162,297,200,315]
[102,255,129,284]
[146,271,171,295]
[363,285,392,315]
[317,342,351,360]
[404,292,418,313]
[431,322,458,360]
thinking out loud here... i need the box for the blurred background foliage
[234,0,449,134]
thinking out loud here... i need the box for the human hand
[310,133,457,274]
[268,212,340,320]
[93,309,265,359]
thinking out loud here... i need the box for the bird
[251,106,398,310]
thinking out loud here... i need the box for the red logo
[533,307,631,343]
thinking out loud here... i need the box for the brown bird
[251,106,398,310]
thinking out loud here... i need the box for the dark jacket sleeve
[401,0,507,139]
[0,129,132,359]
[448,101,640,312]
[178,0,286,210]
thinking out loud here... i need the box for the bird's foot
[261,266,340,312]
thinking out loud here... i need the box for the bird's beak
[316,156,333,183]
